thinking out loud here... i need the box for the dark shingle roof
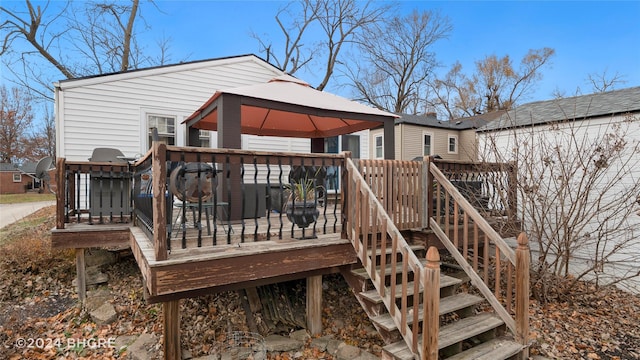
[480,86,640,132]
[397,113,489,130]
[0,162,37,173]
[0,163,18,172]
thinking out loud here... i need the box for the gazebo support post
[187,126,200,147]
[217,94,244,221]
[311,138,324,153]
[383,119,395,160]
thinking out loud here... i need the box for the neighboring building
[0,162,54,194]
[54,54,371,162]
[477,86,640,292]
[369,112,499,161]
[0,163,29,194]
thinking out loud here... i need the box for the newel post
[422,246,440,360]
[515,232,530,358]
[341,151,352,240]
[56,157,66,229]
[152,141,168,261]
[423,156,433,229]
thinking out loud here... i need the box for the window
[12,173,21,182]
[448,134,458,154]
[343,135,360,159]
[423,132,433,156]
[148,115,176,148]
[199,130,210,148]
[374,135,383,158]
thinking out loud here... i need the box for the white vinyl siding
[478,112,640,291]
[56,55,284,161]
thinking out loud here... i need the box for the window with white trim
[448,134,458,154]
[148,115,176,148]
[374,135,383,158]
[423,132,433,156]
[12,173,21,182]
[199,130,210,148]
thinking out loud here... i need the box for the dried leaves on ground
[1,206,639,359]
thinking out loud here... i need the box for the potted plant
[284,167,324,232]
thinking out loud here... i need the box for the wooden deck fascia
[51,223,131,249]
[129,226,358,303]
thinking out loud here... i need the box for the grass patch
[0,205,57,246]
[0,193,55,204]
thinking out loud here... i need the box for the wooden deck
[51,223,131,249]
[131,226,357,303]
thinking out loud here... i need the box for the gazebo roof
[184,75,398,138]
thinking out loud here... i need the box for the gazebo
[182,75,398,220]
[183,75,398,157]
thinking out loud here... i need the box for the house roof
[20,162,38,174]
[396,113,491,130]
[479,86,640,132]
[0,163,18,172]
[0,162,36,173]
[55,54,282,89]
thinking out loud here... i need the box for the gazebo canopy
[183,75,398,139]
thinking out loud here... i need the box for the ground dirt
[1,206,639,359]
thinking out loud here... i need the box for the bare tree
[347,9,452,113]
[587,69,627,93]
[0,0,169,102]
[0,86,34,163]
[479,110,640,300]
[431,48,555,119]
[252,0,390,91]
[27,108,56,161]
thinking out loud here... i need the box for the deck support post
[306,275,322,335]
[75,248,86,305]
[163,299,181,360]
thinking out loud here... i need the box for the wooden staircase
[343,158,530,360]
[341,248,524,360]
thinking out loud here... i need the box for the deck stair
[341,245,523,360]
[343,157,528,360]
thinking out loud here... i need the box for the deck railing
[355,159,424,230]
[345,157,440,359]
[431,158,518,234]
[428,160,530,351]
[132,143,347,261]
[55,157,132,229]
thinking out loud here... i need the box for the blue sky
[3,0,640,106]
[141,0,640,103]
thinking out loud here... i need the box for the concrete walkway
[0,201,56,229]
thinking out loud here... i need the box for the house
[54,54,371,163]
[51,54,532,360]
[0,162,54,194]
[477,86,640,293]
[0,163,29,194]
[369,112,501,161]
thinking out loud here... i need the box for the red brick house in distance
[0,162,56,194]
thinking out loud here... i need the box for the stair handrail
[345,157,438,359]
[428,161,530,347]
